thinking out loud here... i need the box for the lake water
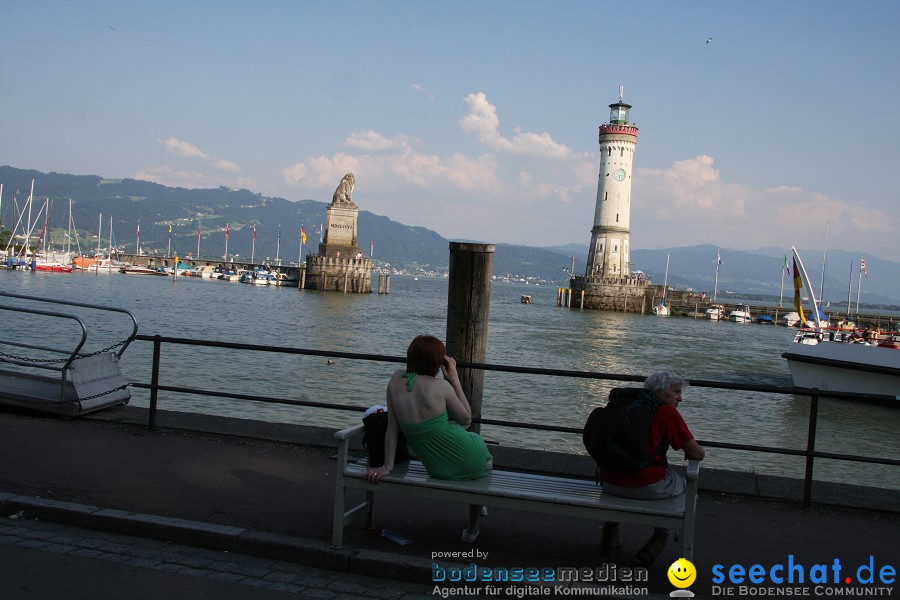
[2,269,898,490]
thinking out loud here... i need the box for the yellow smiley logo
[668,558,697,588]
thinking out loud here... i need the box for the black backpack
[583,387,665,477]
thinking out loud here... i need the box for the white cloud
[630,156,898,255]
[459,92,572,159]
[213,159,241,173]
[133,165,214,188]
[344,130,408,151]
[412,83,435,101]
[163,137,208,159]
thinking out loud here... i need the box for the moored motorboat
[705,305,724,321]
[120,265,167,275]
[728,305,752,323]
[273,271,299,287]
[782,327,900,398]
[782,245,898,400]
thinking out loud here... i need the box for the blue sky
[2,1,898,261]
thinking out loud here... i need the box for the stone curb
[0,491,437,586]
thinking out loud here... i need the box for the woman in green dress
[365,335,493,543]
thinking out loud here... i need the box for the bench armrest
[686,460,701,480]
[335,423,365,442]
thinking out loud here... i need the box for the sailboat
[653,252,670,316]
[706,249,724,320]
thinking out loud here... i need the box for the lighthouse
[584,86,639,279]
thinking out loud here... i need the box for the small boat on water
[728,305,752,323]
[782,327,900,398]
[240,268,276,285]
[273,271,299,287]
[520,295,532,304]
[705,305,725,321]
[120,266,167,276]
[756,314,774,325]
[781,246,899,400]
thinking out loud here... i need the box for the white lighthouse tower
[584,86,639,279]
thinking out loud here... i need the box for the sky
[2,1,898,262]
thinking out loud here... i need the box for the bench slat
[343,461,686,517]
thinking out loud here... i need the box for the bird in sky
[706,37,713,44]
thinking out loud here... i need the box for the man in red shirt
[599,372,705,566]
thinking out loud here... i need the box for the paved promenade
[0,407,896,599]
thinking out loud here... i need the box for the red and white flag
[861,257,868,278]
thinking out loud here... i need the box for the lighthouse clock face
[613,169,626,181]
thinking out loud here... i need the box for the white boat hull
[782,332,900,398]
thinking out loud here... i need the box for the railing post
[149,335,162,430]
[446,242,494,434]
[803,389,820,507]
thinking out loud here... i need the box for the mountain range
[2,166,898,306]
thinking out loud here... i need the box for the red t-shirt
[601,404,695,487]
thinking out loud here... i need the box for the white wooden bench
[332,423,700,561]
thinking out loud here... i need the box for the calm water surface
[2,270,897,490]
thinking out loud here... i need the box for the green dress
[398,410,492,481]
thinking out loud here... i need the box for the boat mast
[96,213,102,258]
[845,260,853,321]
[107,215,113,272]
[855,258,863,316]
[779,257,786,308]
[819,222,828,304]
[713,249,720,303]
[275,224,281,263]
[661,252,670,304]
[22,180,34,260]
[791,246,824,329]
[66,199,72,255]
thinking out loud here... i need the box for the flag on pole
[136,222,140,237]
[861,257,868,278]
[253,225,256,240]
[301,227,307,245]
[783,254,790,272]
[225,223,229,240]
[197,224,201,242]
[792,258,808,327]
[716,249,721,272]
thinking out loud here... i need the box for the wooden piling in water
[445,242,494,434]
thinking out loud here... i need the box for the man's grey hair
[643,372,685,398]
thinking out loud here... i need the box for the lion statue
[332,173,356,206]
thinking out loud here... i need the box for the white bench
[332,423,700,560]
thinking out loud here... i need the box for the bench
[332,423,700,561]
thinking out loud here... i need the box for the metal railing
[132,333,898,508]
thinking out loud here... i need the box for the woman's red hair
[406,335,446,376]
